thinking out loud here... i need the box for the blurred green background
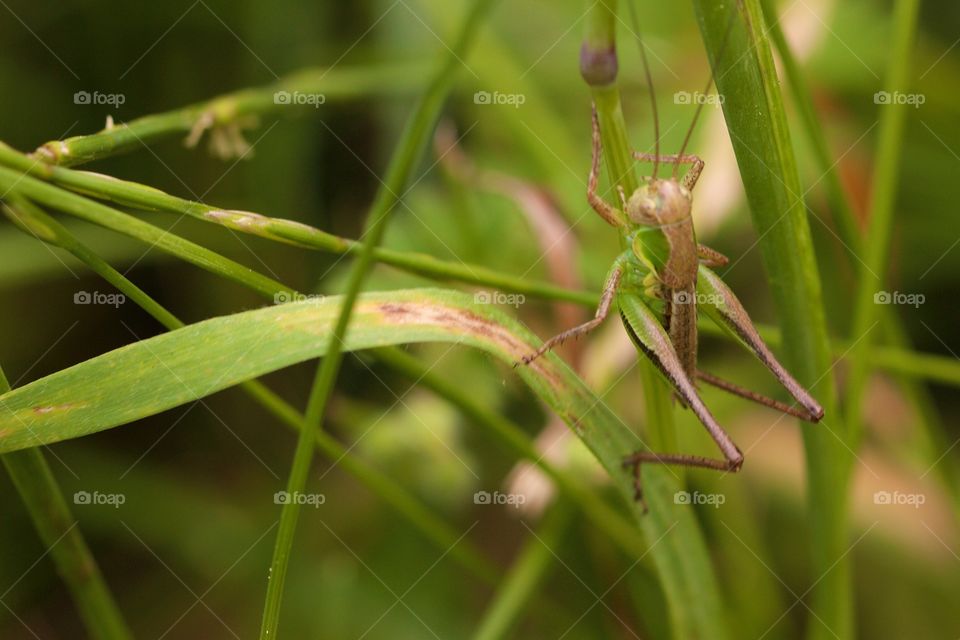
[1,0,958,638]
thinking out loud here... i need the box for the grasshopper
[519,28,824,499]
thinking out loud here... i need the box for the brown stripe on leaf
[374,300,563,390]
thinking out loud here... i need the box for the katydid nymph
[518,12,823,503]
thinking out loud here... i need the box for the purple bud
[580,43,618,86]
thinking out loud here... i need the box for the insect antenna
[674,7,739,179]
[626,0,660,179]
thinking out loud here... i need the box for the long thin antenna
[674,7,739,179]
[626,0,659,179]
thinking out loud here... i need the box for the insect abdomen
[666,284,698,380]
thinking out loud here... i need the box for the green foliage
[0,0,956,638]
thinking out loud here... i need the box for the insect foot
[622,455,650,513]
[516,354,531,367]
[513,351,540,368]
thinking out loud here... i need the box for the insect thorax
[624,178,692,227]
[622,178,699,291]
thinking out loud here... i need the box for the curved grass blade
[2,146,957,389]
[0,288,720,635]
[5,197,660,628]
[1,196,503,585]
[0,288,637,473]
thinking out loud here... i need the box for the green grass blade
[760,0,960,524]
[415,0,584,212]
[691,0,847,637]
[4,146,958,391]
[0,287,723,634]
[2,196,505,586]
[759,0,862,253]
[33,61,427,166]
[0,142,595,307]
[0,288,710,613]
[2,196,616,622]
[0,166,293,299]
[259,3,498,636]
[0,366,132,640]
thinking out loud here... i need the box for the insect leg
[618,293,743,501]
[696,370,820,421]
[697,264,825,422]
[631,152,705,190]
[588,104,626,227]
[518,257,625,366]
[697,243,729,268]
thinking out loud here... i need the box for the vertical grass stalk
[581,3,729,638]
[691,1,847,637]
[1,196,502,585]
[760,0,960,525]
[258,2,497,637]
